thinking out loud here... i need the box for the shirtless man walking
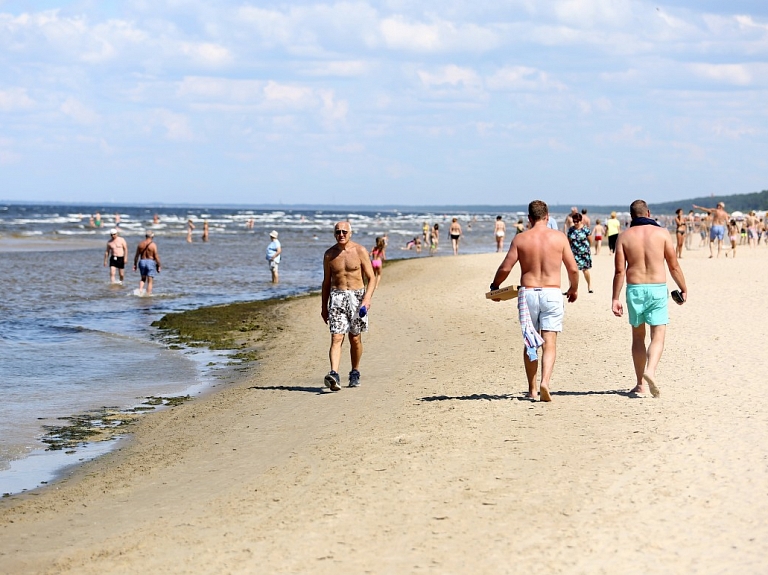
[693,201,729,258]
[104,228,128,284]
[612,200,687,398]
[490,200,579,402]
[321,221,376,391]
[133,230,161,296]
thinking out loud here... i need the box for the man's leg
[349,333,363,370]
[539,331,557,402]
[329,333,345,373]
[716,238,723,258]
[630,324,648,393]
[109,266,116,283]
[146,276,154,295]
[118,267,125,282]
[708,238,714,257]
[522,349,538,399]
[644,324,667,381]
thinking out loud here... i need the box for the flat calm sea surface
[0,203,579,495]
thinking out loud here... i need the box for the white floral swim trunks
[327,288,368,335]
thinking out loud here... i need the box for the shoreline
[2,250,768,573]
[0,287,315,497]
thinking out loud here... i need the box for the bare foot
[628,387,650,398]
[540,384,552,402]
[524,391,539,401]
[642,373,660,398]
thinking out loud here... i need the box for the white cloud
[150,109,195,141]
[487,66,566,91]
[298,60,370,77]
[689,63,754,86]
[177,77,264,102]
[379,16,501,52]
[179,42,232,66]
[60,97,100,124]
[0,88,34,111]
[418,65,481,89]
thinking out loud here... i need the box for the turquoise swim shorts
[626,283,669,327]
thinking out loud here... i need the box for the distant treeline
[648,190,768,214]
[550,189,768,215]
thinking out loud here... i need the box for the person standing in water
[186,219,195,243]
[494,216,506,252]
[266,230,281,283]
[133,230,161,296]
[104,228,128,284]
[449,218,462,255]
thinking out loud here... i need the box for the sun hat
[109,228,118,235]
[269,230,278,238]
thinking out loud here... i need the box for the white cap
[269,230,278,238]
[109,228,118,235]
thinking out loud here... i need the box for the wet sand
[1,246,767,573]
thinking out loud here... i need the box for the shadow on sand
[249,385,327,395]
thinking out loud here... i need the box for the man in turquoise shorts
[611,200,688,398]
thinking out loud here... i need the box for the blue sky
[1,1,767,206]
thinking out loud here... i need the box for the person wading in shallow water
[104,228,128,284]
[133,230,161,296]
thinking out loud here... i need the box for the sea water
[0,203,551,495]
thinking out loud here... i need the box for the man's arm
[321,251,331,323]
[133,244,141,269]
[664,234,687,302]
[611,237,627,316]
[562,237,579,303]
[274,244,282,259]
[358,245,376,307]
[490,237,519,290]
[692,204,713,214]
[154,247,161,272]
[104,244,110,266]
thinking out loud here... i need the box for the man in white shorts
[321,221,376,390]
[490,200,579,401]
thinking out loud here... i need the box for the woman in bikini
[370,236,386,285]
[449,218,462,255]
[674,209,686,258]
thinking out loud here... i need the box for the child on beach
[726,219,739,257]
[371,237,386,284]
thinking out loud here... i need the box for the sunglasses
[334,229,349,236]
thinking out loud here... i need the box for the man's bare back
[693,203,728,226]
[492,222,579,301]
[615,225,676,285]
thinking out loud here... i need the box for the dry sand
[2,244,768,574]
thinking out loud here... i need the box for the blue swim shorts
[626,283,668,327]
[138,259,157,278]
[710,225,725,241]
[521,288,564,332]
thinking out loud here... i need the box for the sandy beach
[2,245,767,574]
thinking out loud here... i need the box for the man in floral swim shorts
[321,221,376,391]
